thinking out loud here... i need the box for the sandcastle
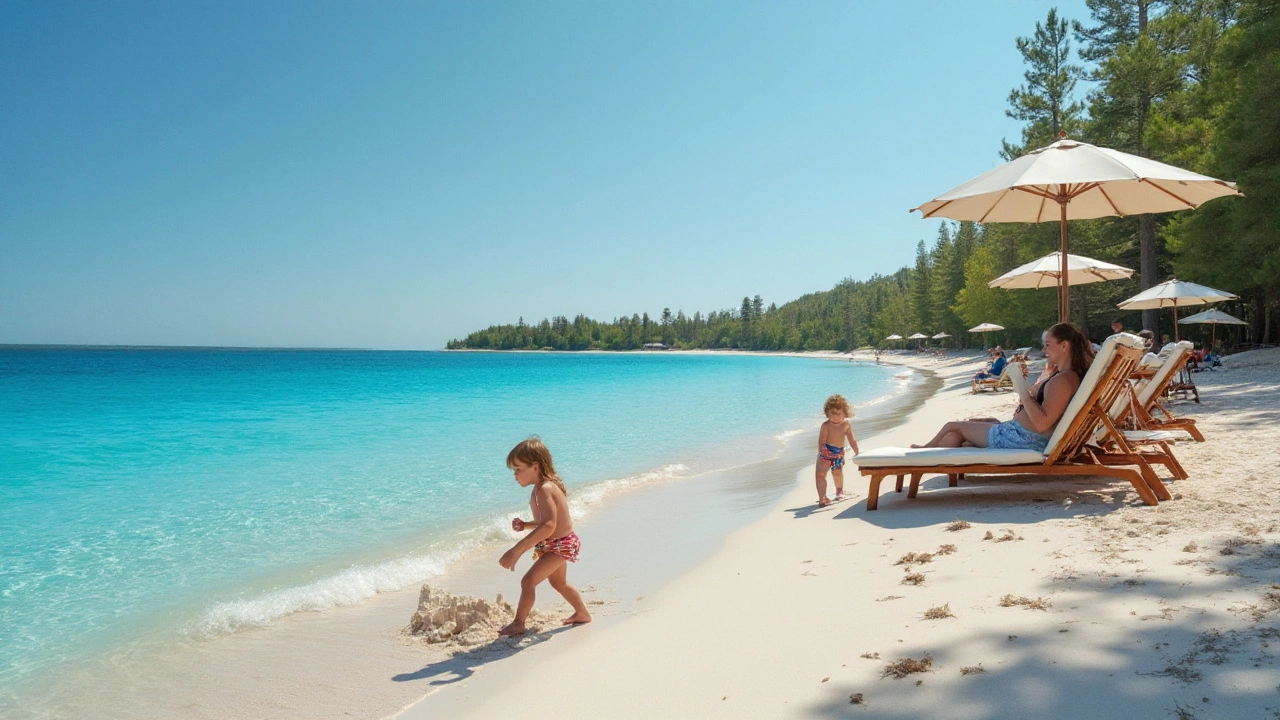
[407,584,523,645]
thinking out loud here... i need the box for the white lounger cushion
[854,446,1046,468]
[1122,429,1196,443]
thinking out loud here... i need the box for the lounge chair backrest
[1042,333,1146,463]
[1136,341,1193,406]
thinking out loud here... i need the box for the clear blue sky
[1,1,1091,349]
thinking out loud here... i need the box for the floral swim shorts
[533,532,581,563]
[987,419,1051,452]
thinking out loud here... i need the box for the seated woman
[916,323,1094,453]
[971,349,1008,391]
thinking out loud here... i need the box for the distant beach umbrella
[968,323,1005,333]
[1177,307,1247,349]
[907,333,929,340]
[988,251,1133,290]
[885,334,903,341]
[913,134,1240,323]
[1118,279,1238,342]
[931,332,951,339]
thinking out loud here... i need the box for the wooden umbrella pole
[1059,196,1069,323]
[1173,302,1179,342]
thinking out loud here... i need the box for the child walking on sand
[498,438,592,636]
[816,394,859,507]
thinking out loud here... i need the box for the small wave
[194,550,465,637]
[773,427,810,442]
[567,463,689,520]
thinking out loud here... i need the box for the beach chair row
[855,333,1204,510]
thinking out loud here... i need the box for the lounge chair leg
[894,474,904,493]
[866,474,884,511]
[948,473,958,487]
[1126,468,1160,506]
[1158,444,1189,479]
[907,472,922,498]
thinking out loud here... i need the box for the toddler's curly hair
[823,394,854,417]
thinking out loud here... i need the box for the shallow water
[0,348,903,703]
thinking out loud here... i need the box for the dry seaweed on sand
[993,530,1023,542]
[849,692,865,705]
[902,573,926,586]
[881,655,932,679]
[935,544,957,555]
[860,651,881,659]
[946,520,971,532]
[959,664,985,676]
[923,603,955,620]
[896,552,933,565]
[999,594,1052,610]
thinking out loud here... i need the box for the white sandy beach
[398,348,1280,720]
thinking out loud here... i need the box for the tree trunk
[1139,214,1158,332]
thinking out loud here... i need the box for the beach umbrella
[988,251,1133,290]
[913,134,1240,323]
[1117,278,1238,342]
[1177,307,1247,350]
[884,334,903,341]
[931,332,951,339]
[968,322,1004,349]
[907,333,929,340]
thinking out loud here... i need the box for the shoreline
[400,349,1280,720]
[6,355,935,720]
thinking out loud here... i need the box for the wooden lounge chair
[1126,341,1204,441]
[855,334,1172,510]
[972,362,1013,393]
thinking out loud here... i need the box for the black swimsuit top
[1017,371,1058,416]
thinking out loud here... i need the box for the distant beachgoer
[913,323,1093,453]
[971,348,1007,392]
[1138,329,1155,352]
[815,394,859,507]
[498,438,592,636]
[1111,318,1124,335]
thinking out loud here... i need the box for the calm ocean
[0,348,901,697]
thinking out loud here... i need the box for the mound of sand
[407,585,549,645]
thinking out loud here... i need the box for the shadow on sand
[391,625,577,686]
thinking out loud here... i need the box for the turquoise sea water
[0,348,899,698]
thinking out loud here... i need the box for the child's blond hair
[823,394,854,417]
[506,437,567,497]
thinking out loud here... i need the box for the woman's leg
[913,420,993,448]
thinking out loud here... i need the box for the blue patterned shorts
[987,419,1051,452]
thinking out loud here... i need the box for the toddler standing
[816,394,859,507]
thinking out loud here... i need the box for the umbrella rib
[1096,184,1123,216]
[976,192,1011,224]
[1139,178,1196,208]
[920,199,953,219]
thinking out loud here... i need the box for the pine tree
[1004,7,1086,157]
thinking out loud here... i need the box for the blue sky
[1,1,1091,349]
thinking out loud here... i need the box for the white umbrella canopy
[1178,308,1246,326]
[1179,307,1247,349]
[913,135,1241,322]
[988,251,1133,290]
[907,333,929,340]
[1118,278,1239,341]
[932,332,952,339]
[968,323,1005,332]
[884,334,903,341]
